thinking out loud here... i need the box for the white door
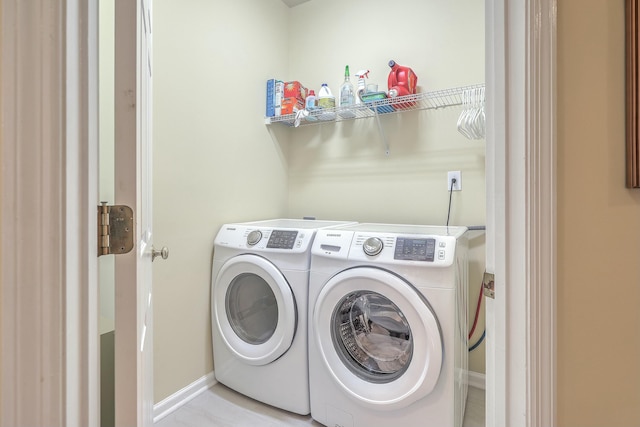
[113,0,155,426]
[213,255,297,365]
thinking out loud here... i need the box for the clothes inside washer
[334,291,413,378]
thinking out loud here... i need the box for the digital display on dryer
[394,238,436,261]
[266,230,298,249]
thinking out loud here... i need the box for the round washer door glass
[226,272,278,344]
[214,254,297,366]
[333,291,412,383]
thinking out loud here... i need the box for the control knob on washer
[247,230,262,246]
[363,237,384,256]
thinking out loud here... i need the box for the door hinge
[98,202,134,257]
[483,271,495,299]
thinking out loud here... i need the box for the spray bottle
[354,70,370,104]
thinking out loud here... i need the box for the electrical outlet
[447,171,462,191]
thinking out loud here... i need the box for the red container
[283,81,308,102]
[281,97,304,115]
[387,60,418,96]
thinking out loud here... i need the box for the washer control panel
[312,229,458,266]
[353,232,455,265]
[394,237,437,261]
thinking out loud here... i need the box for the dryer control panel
[266,229,299,249]
[215,225,315,253]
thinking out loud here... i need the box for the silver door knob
[152,246,169,261]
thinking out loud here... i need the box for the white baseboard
[468,371,486,390]
[153,372,217,423]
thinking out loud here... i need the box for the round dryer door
[214,254,297,366]
[313,267,443,410]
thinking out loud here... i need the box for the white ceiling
[281,0,311,7]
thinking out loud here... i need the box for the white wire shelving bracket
[264,83,485,154]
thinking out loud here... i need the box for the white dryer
[211,218,355,415]
[308,223,469,427]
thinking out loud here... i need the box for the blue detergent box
[266,78,284,117]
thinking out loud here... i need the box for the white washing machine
[211,218,356,415]
[308,223,469,427]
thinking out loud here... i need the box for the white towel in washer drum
[354,323,411,373]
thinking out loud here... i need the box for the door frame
[485,0,557,425]
[0,1,556,426]
[0,0,100,425]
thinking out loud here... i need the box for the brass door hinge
[98,202,134,256]
[483,271,495,299]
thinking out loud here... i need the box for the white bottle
[317,83,336,121]
[317,83,335,109]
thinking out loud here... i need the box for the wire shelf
[264,83,485,127]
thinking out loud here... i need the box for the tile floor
[155,382,485,427]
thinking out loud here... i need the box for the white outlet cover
[447,171,462,191]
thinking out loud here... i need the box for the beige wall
[152,0,291,402]
[153,0,485,402]
[558,0,640,425]
[287,0,485,229]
